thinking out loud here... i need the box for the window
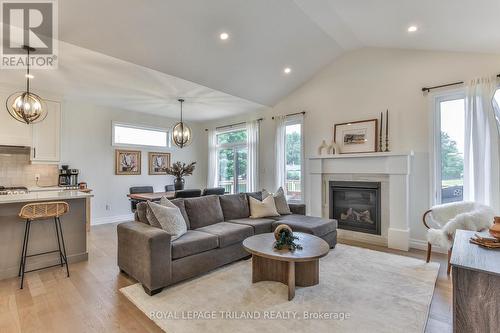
[112,122,170,148]
[284,118,304,202]
[495,89,500,131]
[216,127,248,194]
[433,93,465,204]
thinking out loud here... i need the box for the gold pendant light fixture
[6,45,47,124]
[172,98,193,148]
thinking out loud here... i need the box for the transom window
[112,122,170,148]
[216,127,248,194]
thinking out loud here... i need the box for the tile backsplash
[0,154,58,187]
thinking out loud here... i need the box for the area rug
[120,244,439,333]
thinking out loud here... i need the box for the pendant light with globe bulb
[6,45,47,124]
[172,98,193,148]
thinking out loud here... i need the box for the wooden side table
[450,230,500,333]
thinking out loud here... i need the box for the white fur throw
[426,201,494,249]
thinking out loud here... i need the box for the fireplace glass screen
[329,181,381,235]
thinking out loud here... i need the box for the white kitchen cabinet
[0,91,32,146]
[31,100,61,163]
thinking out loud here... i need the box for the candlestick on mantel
[379,112,383,152]
[384,109,390,152]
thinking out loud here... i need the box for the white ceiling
[3,0,500,120]
[296,0,500,54]
[0,41,265,121]
[58,0,343,107]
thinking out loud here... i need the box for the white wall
[60,101,207,224]
[205,47,500,247]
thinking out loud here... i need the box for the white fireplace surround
[308,152,413,251]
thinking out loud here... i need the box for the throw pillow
[249,195,280,219]
[146,201,187,240]
[262,187,291,215]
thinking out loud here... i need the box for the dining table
[127,191,175,202]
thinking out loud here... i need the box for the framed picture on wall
[148,152,171,175]
[115,149,141,175]
[334,119,378,153]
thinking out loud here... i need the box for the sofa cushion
[170,198,191,228]
[219,193,250,220]
[228,218,274,234]
[135,201,149,224]
[171,230,219,259]
[273,215,337,237]
[196,222,254,248]
[146,201,187,240]
[262,187,291,215]
[249,195,280,219]
[184,195,224,229]
[246,191,263,202]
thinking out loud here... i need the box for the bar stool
[18,201,70,289]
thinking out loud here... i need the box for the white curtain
[464,76,500,213]
[207,129,218,188]
[275,115,287,190]
[246,120,260,192]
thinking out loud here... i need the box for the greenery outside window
[216,127,248,194]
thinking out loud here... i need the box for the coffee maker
[59,165,79,187]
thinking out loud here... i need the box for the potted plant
[166,161,196,190]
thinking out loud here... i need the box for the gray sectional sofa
[117,192,337,295]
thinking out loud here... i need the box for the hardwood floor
[0,223,452,333]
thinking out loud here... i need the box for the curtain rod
[204,118,263,132]
[422,81,464,93]
[422,73,500,93]
[271,111,306,120]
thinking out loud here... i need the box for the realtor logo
[1,0,58,69]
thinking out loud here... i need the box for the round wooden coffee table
[242,232,330,300]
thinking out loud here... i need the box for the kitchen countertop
[0,190,93,205]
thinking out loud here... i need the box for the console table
[450,230,500,333]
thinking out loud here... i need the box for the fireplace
[329,181,381,235]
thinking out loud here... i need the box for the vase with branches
[166,161,196,190]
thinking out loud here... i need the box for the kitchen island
[0,190,93,280]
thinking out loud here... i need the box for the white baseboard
[410,238,447,254]
[92,214,134,225]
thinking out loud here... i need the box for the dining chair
[129,186,154,211]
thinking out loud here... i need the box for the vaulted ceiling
[3,0,500,120]
[57,0,500,108]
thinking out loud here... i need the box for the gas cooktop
[0,186,29,195]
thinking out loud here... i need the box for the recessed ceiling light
[25,74,34,79]
[284,67,291,74]
[220,32,229,40]
[407,25,418,33]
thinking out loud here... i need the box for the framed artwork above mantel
[334,119,378,154]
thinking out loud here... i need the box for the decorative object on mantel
[490,216,500,239]
[274,224,303,251]
[6,45,47,124]
[379,112,383,152]
[333,119,378,154]
[115,149,141,175]
[148,152,171,175]
[328,140,340,155]
[469,232,500,249]
[384,109,390,152]
[317,140,329,155]
[172,99,193,148]
[166,161,196,190]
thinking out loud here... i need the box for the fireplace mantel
[308,151,414,251]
